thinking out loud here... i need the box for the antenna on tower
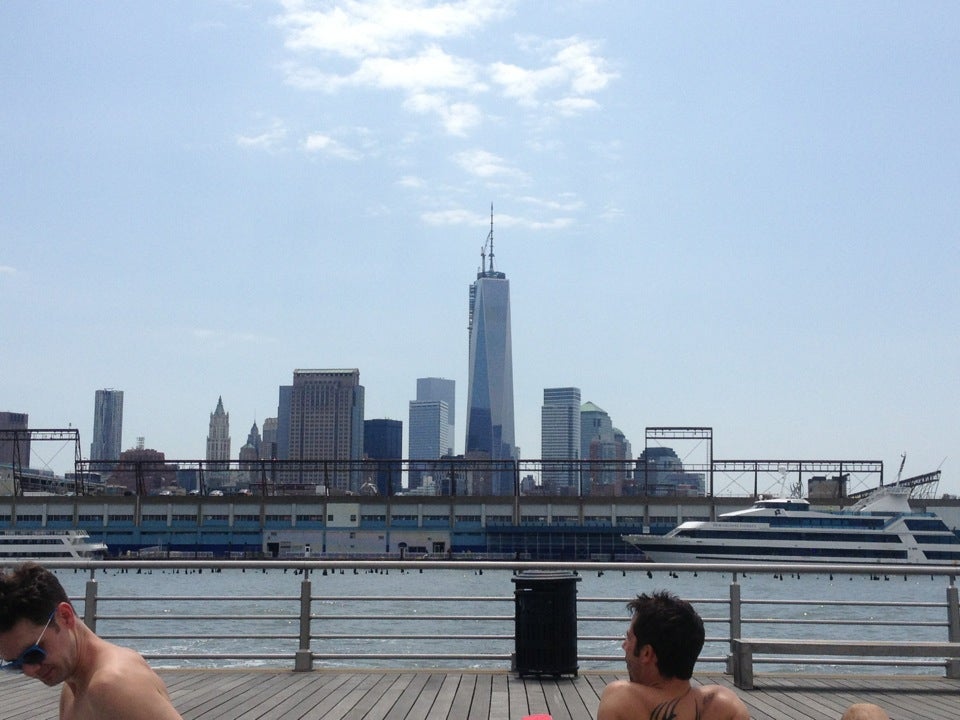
[487,203,495,272]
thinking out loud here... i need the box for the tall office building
[288,369,365,493]
[90,389,123,469]
[408,399,450,490]
[261,417,278,461]
[242,420,261,460]
[0,411,30,469]
[276,385,292,461]
[580,401,631,496]
[416,378,455,455]
[363,419,402,496]
[206,396,231,468]
[541,387,581,494]
[465,208,516,495]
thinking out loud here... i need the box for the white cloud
[453,149,526,181]
[488,61,564,106]
[599,203,625,222]
[488,36,616,114]
[519,194,584,212]
[236,119,288,150]
[554,96,599,116]
[405,92,481,136]
[356,46,481,91]
[421,208,480,226]
[398,175,425,188]
[273,2,615,134]
[303,133,361,160]
[0,265,15,275]
[553,38,616,94]
[277,0,514,59]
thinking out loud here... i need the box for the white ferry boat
[0,529,108,561]
[623,486,960,565]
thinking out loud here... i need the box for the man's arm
[701,685,751,720]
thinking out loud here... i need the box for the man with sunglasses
[0,562,183,720]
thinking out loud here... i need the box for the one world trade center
[465,207,516,494]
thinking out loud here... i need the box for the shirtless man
[598,590,750,720]
[842,704,890,720]
[0,562,183,720]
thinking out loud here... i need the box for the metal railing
[35,559,960,676]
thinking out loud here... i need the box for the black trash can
[512,570,581,677]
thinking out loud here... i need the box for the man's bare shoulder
[598,679,652,720]
[80,645,182,720]
[599,681,750,720]
[696,684,751,719]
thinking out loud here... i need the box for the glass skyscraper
[91,389,123,469]
[416,377,455,454]
[363,418,402,496]
[541,387,581,494]
[465,212,515,495]
[408,399,450,490]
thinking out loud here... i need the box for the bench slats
[731,639,960,689]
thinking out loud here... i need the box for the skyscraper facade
[276,385,292,461]
[541,387,581,494]
[465,211,516,495]
[363,418,402,496]
[242,420,261,460]
[206,396,231,468]
[90,389,123,469]
[408,399,450,490]
[0,411,30,469]
[416,377,455,455]
[580,401,632,496]
[261,417,278,461]
[288,369,365,493]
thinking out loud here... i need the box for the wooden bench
[731,638,960,689]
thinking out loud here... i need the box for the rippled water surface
[50,566,952,673]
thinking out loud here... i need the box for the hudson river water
[51,566,951,674]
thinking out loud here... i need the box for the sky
[1,1,958,496]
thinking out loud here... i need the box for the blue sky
[2,1,958,495]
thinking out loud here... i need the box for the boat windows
[684,529,903,544]
[924,550,960,560]
[915,534,960,545]
[639,542,909,560]
[905,518,950,532]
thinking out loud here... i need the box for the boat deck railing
[30,559,960,676]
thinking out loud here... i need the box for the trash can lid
[511,570,581,583]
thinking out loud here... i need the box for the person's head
[624,590,705,681]
[0,563,69,632]
[841,704,890,720]
[0,563,73,680]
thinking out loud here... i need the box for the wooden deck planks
[3,669,960,720]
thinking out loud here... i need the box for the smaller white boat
[0,529,108,561]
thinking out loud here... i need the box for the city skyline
[2,3,957,494]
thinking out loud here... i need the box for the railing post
[294,573,313,671]
[726,573,741,675]
[947,579,959,679]
[84,574,98,632]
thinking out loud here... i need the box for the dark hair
[627,590,705,680]
[0,563,70,632]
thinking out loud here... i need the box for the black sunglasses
[0,612,55,672]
